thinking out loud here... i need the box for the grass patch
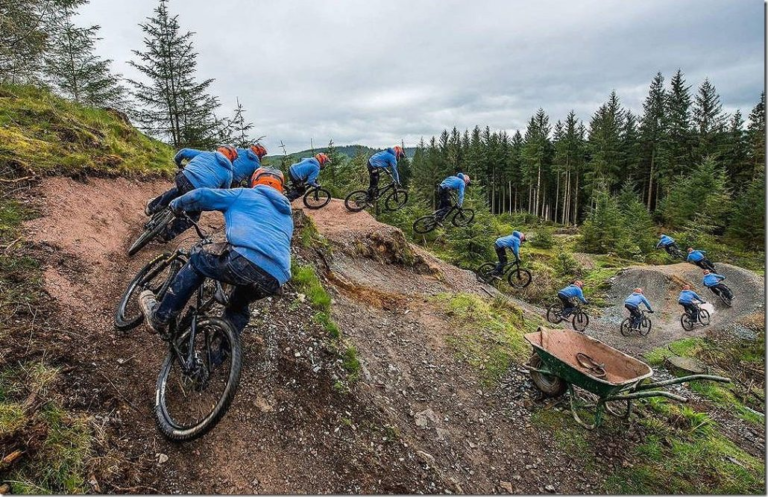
[292,263,331,312]
[436,293,529,386]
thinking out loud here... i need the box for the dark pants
[436,186,452,220]
[693,259,715,271]
[558,292,575,317]
[625,304,642,325]
[663,243,680,255]
[367,162,380,198]
[681,303,699,322]
[155,244,280,334]
[708,284,732,299]
[147,172,201,241]
[286,171,307,202]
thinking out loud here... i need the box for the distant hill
[265,144,417,162]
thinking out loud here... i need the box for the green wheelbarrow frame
[524,328,731,429]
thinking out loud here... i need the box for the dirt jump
[18,177,765,493]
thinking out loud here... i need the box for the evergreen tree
[638,72,668,210]
[128,0,220,148]
[692,78,726,161]
[585,91,624,200]
[727,177,765,250]
[746,92,765,181]
[661,157,730,232]
[521,109,552,217]
[663,70,694,182]
[223,97,255,148]
[579,189,626,254]
[720,110,748,192]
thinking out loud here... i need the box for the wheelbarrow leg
[568,384,605,430]
[605,399,632,419]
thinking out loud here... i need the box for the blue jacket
[512,230,523,240]
[703,273,725,287]
[656,235,675,248]
[169,187,294,284]
[687,250,706,262]
[559,284,587,304]
[440,176,466,207]
[289,158,321,187]
[232,148,261,185]
[174,149,233,190]
[678,290,705,305]
[625,292,653,311]
[369,148,400,184]
[495,234,521,259]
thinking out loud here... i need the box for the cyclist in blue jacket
[139,167,293,339]
[702,270,734,300]
[686,247,715,271]
[624,288,653,327]
[367,146,405,199]
[656,234,680,256]
[492,231,526,276]
[557,281,589,318]
[145,145,237,241]
[678,284,706,323]
[232,143,267,186]
[436,173,470,221]
[286,153,330,201]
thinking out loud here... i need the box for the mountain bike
[708,285,734,308]
[344,169,408,213]
[301,185,332,209]
[413,204,475,234]
[663,245,686,260]
[620,309,653,337]
[680,304,710,331]
[114,213,241,441]
[691,259,716,272]
[475,259,532,289]
[546,300,590,332]
[128,208,175,256]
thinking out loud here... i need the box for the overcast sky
[77,0,764,153]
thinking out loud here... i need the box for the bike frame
[630,309,651,328]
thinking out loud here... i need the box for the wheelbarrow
[523,327,731,429]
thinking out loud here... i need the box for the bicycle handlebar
[179,211,209,240]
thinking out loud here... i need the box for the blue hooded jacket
[678,290,705,305]
[169,186,294,284]
[369,148,400,184]
[559,284,588,304]
[687,250,706,262]
[625,292,653,311]
[439,175,466,207]
[656,234,675,248]
[289,158,321,187]
[495,234,521,259]
[703,273,725,287]
[174,149,233,190]
[232,148,261,185]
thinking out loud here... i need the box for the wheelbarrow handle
[636,374,731,391]
[606,390,688,402]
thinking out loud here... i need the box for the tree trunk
[573,173,580,225]
[646,149,655,210]
[554,173,560,224]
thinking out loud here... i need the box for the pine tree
[692,78,726,161]
[585,91,624,201]
[552,111,586,224]
[638,72,668,210]
[224,97,255,148]
[44,13,125,108]
[661,157,730,232]
[521,109,552,217]
[727,177,765,250]
[664,70,694,183]
[720,110,748,192]
[746,92,765,181]
[128,0,220,148]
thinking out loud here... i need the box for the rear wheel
[507,268,532,288]
[451,208,475,227]
[546,304,563,324]
[303,188,331,209]
[572,311,589,332]
[639,317,652,336]
[699,309,710,326]
[344,190,370,212]
[115,252,178,332]
[128,209,174,256]
[154,317,242,441]
[681,313,694,331]
[528,354,567,398]
[413,215,438,234]
[384,189,408,211]
[620,318,632,337]
[719,292,733,308]
[475,262,498,284]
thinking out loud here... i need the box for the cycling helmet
[315,153,331,167]
[463,174,471,186]
[703,269,711,275]
[574,280,584,288]
[393,146,405,159]
[217,145,238,162]
[682,284,691,290]
[250,167,285,193]
[687,247,694,253]
[250,143,268,159]
[634,287,643,294]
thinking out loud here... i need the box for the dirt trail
[18,179,764,493]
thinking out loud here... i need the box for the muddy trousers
[558,293,575,317]
[286,171,308,202]
[155,244,280,335]
[147,172,201,241]
[367,162,381,198]
[663,243,680,255]
[693,259,715,271]
[435,187,452,220]
[625,304,642,326]
[681,303,700,322]
[708,284,733,300]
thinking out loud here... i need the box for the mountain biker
[286,153,330,202]
[678,284,706,323]
[656,234,680,255]
[138,166,293,341]
[686,247,714,271]
[702,270,734,301]
[436,173,470,221]
[491,231,526,276]
[624,288,653,327]
[557,281,589,318]
[367,146,404,199]
[145,145,236,241]
[232,143,268,186]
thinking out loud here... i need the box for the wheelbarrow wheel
[528,354,567,397]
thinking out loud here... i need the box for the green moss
[643,337,706,366]
[291,263,332,312]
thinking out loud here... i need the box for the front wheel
[620,318,632,337]
[699,309,710,326]
[384,189,408,211]
[719,292,733,308]
[639,317,652,336]
[546,304,563,324]
[413,215,438,234]
[572,311,589,332]
[507,268,532,289]
[303,188,331,209]
[115,252,177,332]
[344,190,370,212]
[451,208,475,227]
[128,209,174,256]
[154,317,242,442]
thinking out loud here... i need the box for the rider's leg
[493,246,507,275]
[682,303,697,322]
[222,262,280,335]
[367,162,379,199]
[558,293,574,317]
[625,304,641,326]
[146,172,194,215]
[715,283,733,299]
[435,187,451,220]
[286,179,305,202]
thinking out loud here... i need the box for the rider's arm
[693,292,706,303]
[389,156,400,185]
[576,287,588,304]
[307,166,320,187]
[641,296,653,311]
[511,240,520,261]
[170,187,244,214]
[457,182,465,207]
[174,148,202,168]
